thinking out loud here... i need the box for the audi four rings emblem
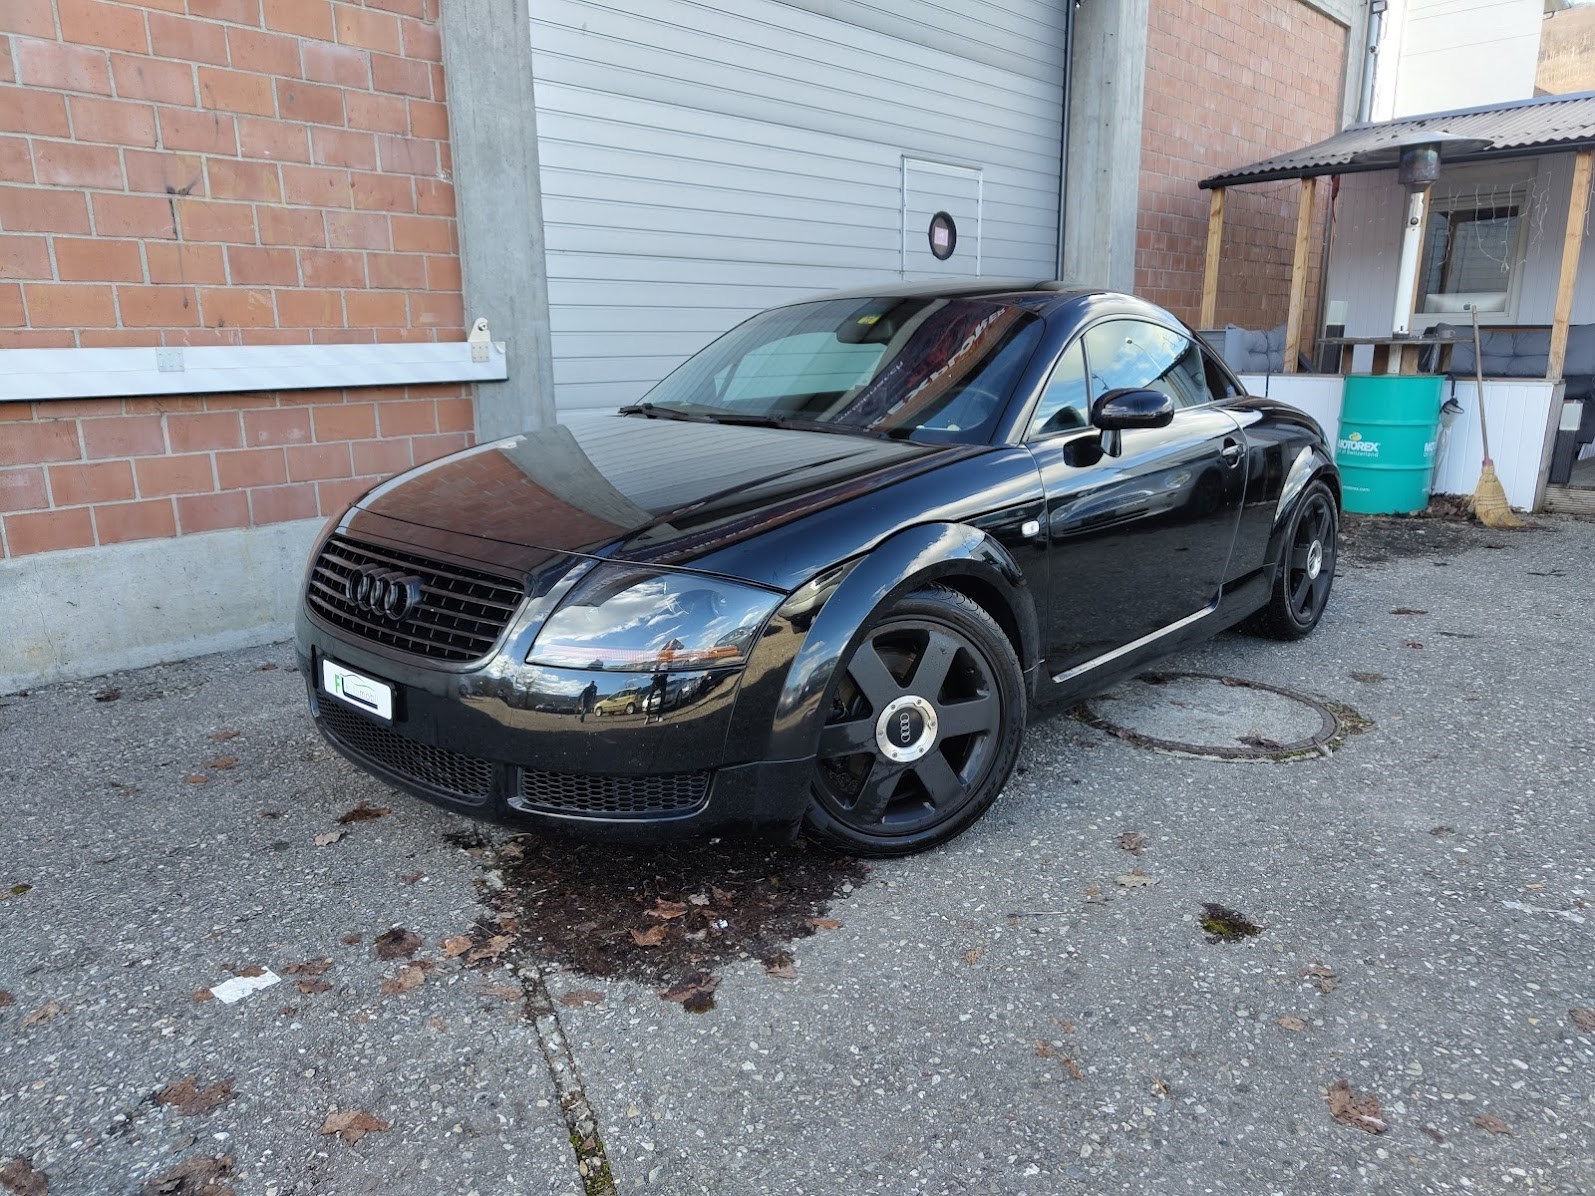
[345,566,424,621]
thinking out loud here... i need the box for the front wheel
[803,586,1025,856]
[1249,479,1338,640]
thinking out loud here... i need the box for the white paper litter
[209,970,281,1004]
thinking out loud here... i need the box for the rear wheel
[803,587,1025,856]
[1250,479,1338,640]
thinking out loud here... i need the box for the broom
[1468,306,1526,529]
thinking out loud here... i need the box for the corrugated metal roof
[1201,92,1595,189]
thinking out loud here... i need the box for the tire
[803,586,1026,857]
[624,701,637,715]
[1249,478,1338,640]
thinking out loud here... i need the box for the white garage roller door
[529,0,1068,411]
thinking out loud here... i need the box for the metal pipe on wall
[1054,0,1077,279]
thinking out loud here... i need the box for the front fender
[739,522,1038,765]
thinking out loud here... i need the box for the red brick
[407,98,447,140]
[299,249,365,288]
[424,254,460,292]
[110,54,195,105]
[134,452,215,497]
[365,0,425,16]
[302,41,368,88]
[349,171,412,213]
[262,0,333,39]
[16,38,112,95]
[177,489,250,533]
[310,126,376,170]
[5,507,97,555]
[282,163,351,206]
[189,0,262,22]
[0,135,35,184]
[124,149,205,195]
[206,157,282,202]
[242,406,311,446]
[0,1,56,38]
[325,210,389,250]
[0,84,71,137]
[335,6,400,53]
[257,204,325,246]
[390,213,453,254]
[344,290,407,327]
[92,193,177,238]
[399,16,442,61]
[199,66,278,117]
[49,459,135,505]
[0,281,21,326]
[275,287,342,327]
[176,199,256,243]
[54,238,144,282]
[215,446,286,488]
[285,440,350,481]
[436,396,474,433]
[58,0,150,53]
[311,327,372,344]
[146,242,228,285]
[94,497,177,544]
[32,140,123,188]
[68,96,158,147]
[147,12,229,65]
[82,414,166,458]
[130,395,204,415]
[167,411,243,452]
[0,234,49,279]
[200,286,276,328]
[0,419,82,468]
[237,116,311,163]
[376,133,435,176]
[0,330,76,349]
[411,432,468,463]
[409,290,462,331]
[226,245,298,286]
[225,28,302,78]
[0,466,47,513]
[376,399,434,437]
[249,480,317,523]
[370,52,428,98]
[316,474,374,512]
[363,253,423,290]
[350,436,411,475]
[345,89,406,133]
[275,78,345,127]
[0,402,36,421]
[26,282,118,328]
[310,402,376,441]
[117,284,199,327]
[159,108,238,155]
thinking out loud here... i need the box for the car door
[1023,318,1247,677]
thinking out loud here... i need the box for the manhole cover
[1077,672,1360,760]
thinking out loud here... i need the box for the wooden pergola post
[1199,186,1225,330]
[1283,176,1317,374]
[1548,148,1593,381]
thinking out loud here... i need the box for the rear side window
[1082,320,1214,409]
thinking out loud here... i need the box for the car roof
[786,279,1170,322]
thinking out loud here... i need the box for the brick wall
[1137,0,1347,333]
[0,0,471,561]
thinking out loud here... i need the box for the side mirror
[1091,387,1176,457]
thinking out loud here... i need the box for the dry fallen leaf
[1034,1039,1059,1059]
[283,959,331,977]
[234,965,266,978]
[1300,963,1339,994]
[379,964,427,996]
[141,1155,232,1196]
[340,933,363,946]
[0,1156,47,1196]
[192,989,213,1004]
[183,775,209,786]
[558,988,605,1007]
[94,688,120,703]
[336,801,391,824]
[205,756,239,771]
[441,935,474,958]
[153,1076,235,1116]
[1116,871,1158,888]
[312,830,344,848]
[630,924,668,947]
[808,917,841,930]
[297,979,331,995]
[647,899,689,920]
[1276,1016,1308,1032]
[373,928,421,960]
[478,983,522,1001]
[658,971,720,1013]
[320,1110,390,1145]
[1117,831,1148,855]
[962,947,985,965]
[687,892,710,906]
[711,885,735,904]
[466,934,513,963]
[1473,1113,1513,1136]
[398,871,424,885]
[1327,1078,1388,1134]
[0,992,12,1009]
[20,1001,64,1029]
[1402,640,1424,649]
[208,730,239,741]
[1570,1007,1595,1033]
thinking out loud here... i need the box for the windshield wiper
[618,403,863,436]
[616,402,702,421]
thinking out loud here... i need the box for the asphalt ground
[2,512,1592,1196]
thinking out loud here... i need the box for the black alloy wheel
[1252,479,1338,640]
[804,587,1025,856]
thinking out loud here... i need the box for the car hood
[349,413,985,582]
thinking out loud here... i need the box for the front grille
[318,701,494,803]
[307,534,524,663]
[514,769,711,819]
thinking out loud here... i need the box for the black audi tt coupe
[297,281,1339,855]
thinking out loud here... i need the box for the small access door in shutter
[901,157,983,279]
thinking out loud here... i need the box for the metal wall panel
[530,0,1066,410]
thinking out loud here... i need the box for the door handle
[1220,439,1244,466]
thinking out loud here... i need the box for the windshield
[633,296,1043,442]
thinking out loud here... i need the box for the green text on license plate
[321,659,394,722]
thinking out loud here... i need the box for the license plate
[321,658,394,722]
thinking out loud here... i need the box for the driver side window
[1027,341,1090,439]
[1083,320,1213,409]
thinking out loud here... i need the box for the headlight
[526,564,781,672]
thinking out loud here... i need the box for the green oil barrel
[1336,374,1444,515]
